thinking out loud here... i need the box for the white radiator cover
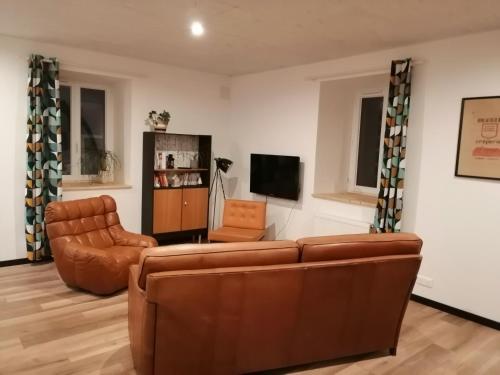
[312,213,371,236]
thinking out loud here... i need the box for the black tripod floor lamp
[209,157,233,230]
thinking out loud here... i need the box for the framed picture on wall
[455,96,500,180]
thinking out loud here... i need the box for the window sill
[62,181,132,192]
[312,192,377,208]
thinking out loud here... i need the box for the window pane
[356,96,384,188]
[60,85,71,175]
[81,88,105,175]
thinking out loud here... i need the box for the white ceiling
[1,0,500,76]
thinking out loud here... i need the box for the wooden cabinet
[153,189,182,234]
[181,188,209,230]
[152,188,208,234]
[142,132,211,243]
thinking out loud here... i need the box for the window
[313,73,388,201]
[61,83,110,180]
[349,93,386,195]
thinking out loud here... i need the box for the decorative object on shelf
[155,152,164,169]
[171,174,181,188]
[455,96,500,181]
[209,157,233,229]
[190,154,199,169]
[167,154,175,168]
[146,110,171,132]
[96,150,121,184]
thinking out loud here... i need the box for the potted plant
[96,150,121,184]
[146,110,171,132]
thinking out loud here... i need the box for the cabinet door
[153,189,182,234]
[181,188,208,231]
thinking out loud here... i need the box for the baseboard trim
[411,294,499,331]
[0,258,30,267]
[0,257,53,267]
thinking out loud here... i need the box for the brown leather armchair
[129,233,422,374]
[208,199,267,242]
[45,195,157,295]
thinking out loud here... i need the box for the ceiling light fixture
[191,21,204,37]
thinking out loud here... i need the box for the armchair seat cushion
[106,245,143,264]
[208,226,265,242]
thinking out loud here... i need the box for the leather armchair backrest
[45,195,120,249]
[297,233,422,262]
[137,240,298,289]
[222,199,266,230]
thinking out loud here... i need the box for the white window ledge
[62,181,132,192]
[312,192,377,208]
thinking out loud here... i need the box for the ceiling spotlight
[191,21,204,37]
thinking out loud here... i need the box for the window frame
[60,80,114,181]
[348,89,388,196]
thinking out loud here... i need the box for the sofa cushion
[137,240,298,289]
[297,233,422,262]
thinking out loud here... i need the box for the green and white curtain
[373,58,412,233]
[26,54,62,261]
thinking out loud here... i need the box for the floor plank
[0,263,498,374]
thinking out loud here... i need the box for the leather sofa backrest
[297,233,422,262]
[222,199,266,230]
[137,240,298,289]
[142,254,422,374]
[45,195,120,249]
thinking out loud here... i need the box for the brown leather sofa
[129,232,422,374]
[208,199,267,242]
[45,195,157,295]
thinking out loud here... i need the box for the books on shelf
[154,171,202,188]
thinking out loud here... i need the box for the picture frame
[455,96,500,181]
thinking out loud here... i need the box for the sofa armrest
[129,265,156,375]
[108,225,158,248]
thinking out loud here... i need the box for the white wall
[0,34,231,261]
[229,30,500,322]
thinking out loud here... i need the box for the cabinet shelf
[154,185,208,190]
[154,168,208,173]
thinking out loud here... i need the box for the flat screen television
[250,153,300,200]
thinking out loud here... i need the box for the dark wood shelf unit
[142,132,212,244]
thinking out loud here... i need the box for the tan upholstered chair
[45,195,157,295]
[208,199,266,242]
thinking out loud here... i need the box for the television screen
[250,153,300,200]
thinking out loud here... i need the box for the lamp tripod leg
[211,169,219,230]
[219,171,226,200]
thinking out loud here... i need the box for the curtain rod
[305,59,424,82]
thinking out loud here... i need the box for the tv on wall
[250,153,300,200]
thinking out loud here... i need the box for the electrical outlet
[416,275,433,288]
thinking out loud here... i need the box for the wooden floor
[0,263,498,375]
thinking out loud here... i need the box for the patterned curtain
[26,54,62,261]
[373,58,412,233]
